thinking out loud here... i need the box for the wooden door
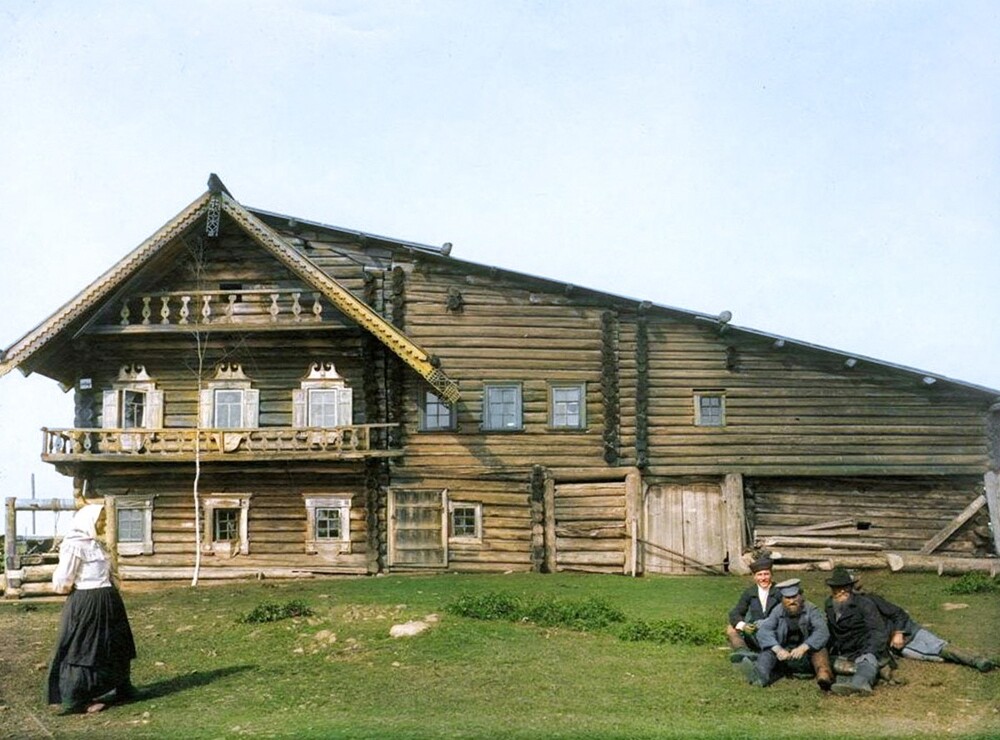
[643,482,726,574]
[388,489,447,567]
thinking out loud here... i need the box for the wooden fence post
[4,497,17,573]
[985,471,1000,558]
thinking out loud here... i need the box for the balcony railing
[41,425,401,461]
[110,289,332,328]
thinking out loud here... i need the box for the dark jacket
[757,600,830,652]
[823,592,889,660]
[728,585,781,627]
[863,593,921,639]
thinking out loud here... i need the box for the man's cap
[776,578,802,598]
[825,567,858,588]
[749,557,773,573]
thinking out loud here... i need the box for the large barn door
[388,489,447,568]
[643,482,727,574]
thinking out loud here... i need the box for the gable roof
[248,206,1000,401]
[0,178,459,402]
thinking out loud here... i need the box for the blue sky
[1,1,998,533]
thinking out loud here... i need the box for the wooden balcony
[89,288,339,332]
[41,424,402,463]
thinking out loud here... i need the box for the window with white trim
[292,362,353,428]
[482,383,522,431]
[201,494,252,555]
[420,390,455,431]
[694,392,725,427]
[448,501,482,542]
[549,383,585,429]
[303,495,351,554]
[113,494,155,556]
[102,365,163,430]
[199,364,259,429]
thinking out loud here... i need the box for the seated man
[726,556,782,662]
[740,578,833,691]
[824,567,890,696]
[863,589,995,673]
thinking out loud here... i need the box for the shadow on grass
[137,664,257,700]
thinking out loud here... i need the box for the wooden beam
[722,473,748,574]
[887,552,1000,575]
[985,471,1000,558]
[543,476,556,574]
[918,495,986,554]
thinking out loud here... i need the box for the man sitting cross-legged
[739,578,834,691]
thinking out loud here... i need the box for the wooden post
[722,474,749,574]
[985,471,1000,558]
[543,477,556,574]
[918,495,986,554]
[105,495,120,583]
[4,497,17,573]
[624,469,642,577]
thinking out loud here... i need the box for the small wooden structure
[0,175,996,592]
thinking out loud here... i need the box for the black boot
[940,646,996,673]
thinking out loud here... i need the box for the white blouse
[51,538,112,593]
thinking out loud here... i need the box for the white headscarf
[67,503,105,542]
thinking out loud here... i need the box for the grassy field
[1,570,998,739]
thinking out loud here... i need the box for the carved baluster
[291,292,302,322]
[312,293,322,320]
[141,297,152,325]
[179,295,191,324]
[269,293,280,321]
[160,296,171,324]
[83,431,93,453]
[120,300,131,326]
[226,294,237,321]
[201,295,212,322]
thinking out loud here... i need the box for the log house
[1,175,997,590]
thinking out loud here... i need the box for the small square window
[694,393,725,427]
[315,507,343,540]
[117,508,144,543]
[214,508,240,541]
[420,391,455,431]
[309,389,341,427]
[550,383,585,429]
[448,502,482,541]
[483,384,522,431]
[303,496,351,553]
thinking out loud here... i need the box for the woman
[47,503,138,714]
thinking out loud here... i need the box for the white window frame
[694,392,726,427]
[419,390,455,431]
[448,500,482,543]
[303,495,352,554]
[293,362,354,429]
[102,366,164,430]
[111,493,155,556]
[199,364,259,429]
[549,382,586,430]
[201,493,252,556]
[482,382,523,431]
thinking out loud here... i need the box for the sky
[0,1,998,535]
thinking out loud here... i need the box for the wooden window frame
[112,493,155,556]
[303,495,352,554]
[482,382,523,432]
[548,382,586,430]
[201,494,252,556]
[448,500,482,543]
[419,390,456,432]
[693,391,726,427]
[199,364,259,430]
[292,363,353,429]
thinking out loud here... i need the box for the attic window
[694,392,725,427]
[220,282,243,302]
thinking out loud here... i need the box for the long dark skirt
[47,586,137,709]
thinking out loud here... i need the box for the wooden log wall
[90,466,371,576]
[394,261,612,473]
[749,476,991,558]
[631,316,990,477]
[553,481,627,574]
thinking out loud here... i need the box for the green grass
[2,571,998,738]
